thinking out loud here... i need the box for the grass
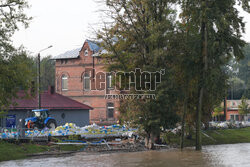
[163,127,250,147]
[2,128,250,162]
[0,140,84,162]
[0,141,48,162]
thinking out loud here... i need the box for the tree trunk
[145,132,154,149]
[145,133,149,148]
[224,98,227,121]
[196,0,208,151]
[181,90,188,150]
[196,87,203,151]
[148,132,154,149]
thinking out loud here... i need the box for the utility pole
[37,45,53,109]
[37,53,41,109]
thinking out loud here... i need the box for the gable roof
[226,100,250,110]
[10,91,93,110]
[53,47,81,60]
[85,39,100,53]
[52,40,101,60]
[52,40,102,60]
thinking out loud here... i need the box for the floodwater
[1,143,250,167]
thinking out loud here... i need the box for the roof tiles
[10,91,93,110]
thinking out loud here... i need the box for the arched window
[107,74,113,89]
[61,75,68,91]
[84,49,88,56]
[84,73,90,90]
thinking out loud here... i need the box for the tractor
[25,109,57,130]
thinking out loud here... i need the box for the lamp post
[37,45,53,109]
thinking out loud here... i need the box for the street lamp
[37,45,53,109]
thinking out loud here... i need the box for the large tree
[98,0,179,149]
[179,0,250,150]
[0,0,32,111]
[238,96,250,121]
[238,44,250,98]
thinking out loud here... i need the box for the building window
[230,114,240,121]
[60,59,68,64]
[84,49,88,56]
[84,73,90,90]
[107,102,114,118]
[107,74,113,89]
[62,75,68,91]
[236,115,239,121]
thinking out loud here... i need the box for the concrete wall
[0,109,89,128]
[49,109,89,127]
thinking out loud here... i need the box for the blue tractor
[25,109,57,130]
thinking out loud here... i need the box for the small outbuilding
[0,87,92,128]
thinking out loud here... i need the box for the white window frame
[230,114,239,121]
[61,75,68,91]
[107,74,113,89]
[84,73,90,90]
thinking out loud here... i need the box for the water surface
[1,143,250,167]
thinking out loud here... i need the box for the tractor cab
[25,109,57,130]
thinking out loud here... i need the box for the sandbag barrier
[0,123,137,140]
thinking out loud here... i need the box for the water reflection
[1,143,250,167]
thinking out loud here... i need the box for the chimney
[48,86,55,95]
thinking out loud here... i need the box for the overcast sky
[12,0,250,58]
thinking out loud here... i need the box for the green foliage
[238,96,250,116]
[179,0,250,149]
[100,0,250,149]
[99,0,179,137]
[25,55,55,91]
[0,50,34,110]
[0,0,31,57]
[163,127,250,147]
[0,0,32,111]
[213,105,223,117]
[238,44,250,98]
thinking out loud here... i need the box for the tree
[212,105,223,121]
[0,0,32,111]
[40,56,55,91]
[179,0,250,150]
[228,77,246,99]
[98,0,179,149]
[22,55,55,91]
[238,96,250,121]
[238,44,250,98]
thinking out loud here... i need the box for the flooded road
[1,143,250,167]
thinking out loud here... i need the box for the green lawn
[0,140,85,162]
[2,127,250,162]
[163,127,250,147]
[0,141,48,162]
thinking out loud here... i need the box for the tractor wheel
[46,120,57,130]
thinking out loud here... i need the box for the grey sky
[12,0,250,58]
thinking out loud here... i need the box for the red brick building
[225,100,250,121]
[53,40,119,124]
[213,99,250,121]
